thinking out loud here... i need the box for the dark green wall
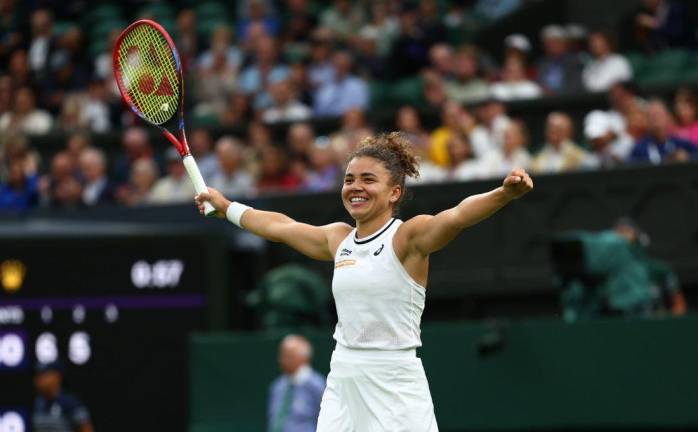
[190,316,698,431]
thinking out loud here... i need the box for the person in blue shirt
[629,99,697,164]
[32,361,94,432]
[313,51,369,117]
[0,159,39,211]
[268,335,325,432]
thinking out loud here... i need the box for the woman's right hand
[195,187,230,217]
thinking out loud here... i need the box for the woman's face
[342,157,399,222]
[675,98,696,124]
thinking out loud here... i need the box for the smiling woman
[194,131,533,432]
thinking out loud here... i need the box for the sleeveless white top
[331,218,426,350]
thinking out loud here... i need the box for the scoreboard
[0,225,220,432]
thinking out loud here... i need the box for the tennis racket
[113,19,215,216]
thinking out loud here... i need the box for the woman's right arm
[196,188,350,261]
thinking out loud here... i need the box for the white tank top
[331,218,426,350]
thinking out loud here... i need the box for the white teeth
[350,197,367,202]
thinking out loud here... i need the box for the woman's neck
[355,212,393,239]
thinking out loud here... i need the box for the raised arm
[196,188,351,261]
[398,169,533,257]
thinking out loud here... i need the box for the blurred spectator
[448,131,481,181]
[27,9,55,80]
[672,88,698,146]
[239,35,290,109]
[479,119,532,179]
[41,151,82,208]
[267,335,325,432]
[42,26,89,112]
[471,98,512,157]
[210,136,255,198]
[288,122,316,164]
[113,127,159,186]
[0,0,23,64]
[490,55,542,101]
[475,0,523,21]
[388,3,432,79]
[280,0,317,54]
[397,106,447,184]
[64,131,91,166]
[418,0,447,46]
[1,133,40,180]
[195,26,241,117]
[148,148,197,205]
[429,100,469,167]
[303,136,340,192]
[313,51,369,117]
[444,46,489,104]
[0,158,39,211]
[175,9,199,72]
[262,79,312,123]
[116,158,158,207]
[624,0,695,53]
[79,148,113,206]
[536,25,583,94]
[357,1,399,58]
[503,33,534,78]
[59,80,111,133]
[319,0,365,41]
[237,0,280,42]
[629,99,696,164]
[257,145,302,193]
[428,43,454,78]
[328,109,372,163]
[607,81,645,130]
[188,128,218,183]
[33,361,94,432]
[220,91,252,128]
[530,112,591,173]
[307,28,335,90]
[584,110,634,168]
[0,74,13,119]
[421,69,448,108]
[625,106,650,141]
[8,49,34,88]
[0,86,53,135]
[582,30,632,93]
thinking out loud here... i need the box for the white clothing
[147,176,197,204]
[0,111,53,135]
[451,159,482,181]
[470,114,512,157]
[317,344,438,432]
[583,54,633,93]
[490,81,542,101]
[262,101,312,124]
[332,218,425,350]
[478,148,532,179]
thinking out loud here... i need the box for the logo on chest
[339,248,353,257]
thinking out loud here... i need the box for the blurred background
[1,0,698,431]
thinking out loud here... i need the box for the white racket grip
[182,155,216,216]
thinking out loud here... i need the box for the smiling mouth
[348,197,369,207]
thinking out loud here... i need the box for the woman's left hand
[502,168,533,200]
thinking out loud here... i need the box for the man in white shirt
[209,136,255,198]
[584,110,634,167]
[263,79,312,124]
[147,148,196,204]
[531,112,592,173]
[583,30,633,93]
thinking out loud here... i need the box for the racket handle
[182,155,216,216]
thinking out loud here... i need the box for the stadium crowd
[1,0,698,211]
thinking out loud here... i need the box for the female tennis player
[195,132,533,431]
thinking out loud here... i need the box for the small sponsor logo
[339,248,353,257]
[373,244,385,256]
[335,259,356,269]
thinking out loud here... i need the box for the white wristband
[226,202,252,228]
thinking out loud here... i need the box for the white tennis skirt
[316,343,439,432]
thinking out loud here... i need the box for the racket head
[113,20,182,126]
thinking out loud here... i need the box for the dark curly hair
[347,132,420,213]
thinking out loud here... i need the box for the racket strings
[117,24,180,125]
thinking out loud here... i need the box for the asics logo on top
[373,244,384,256]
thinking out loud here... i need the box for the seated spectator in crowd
[357,1,399,59]
[188,128,218,183]
[262,79,312,123]
[448,131,481,181]
[280,0,317,53]
[536,25,583,95]
[148,148,197,205]
[27,9,56,82]
[1,134,40,181]
[239,35,290,110]
[78,148,113,206]
[237,0,280,42]
[672,88,698,146]
[209,136,255,198]
[625,106,650,142]
[471,98,512,157]
[9,50,34,89]
[0,75,11,119]
[584,110,634,168]
[195,26,241,117]
[0,86,52,135]
[40,151,82,209]
[624,0,695,53]
[59,80,111,133]
[421,68,448,108]
[320,0,365,41]
[0,0,22,66]
[490,55,542,101]
[313,51,369,117]
[444,46,489,104]
[303,136,340,192]
[582,30,632,93]
[607,81,645,132]
[288,122,316,164]
[307,28,335,91]
[429,101,469,167]
[629,99,696,164]
[418,0,447,45]
[116,158,158,207]
[478,119,532,179]
[0,158,39,211]
[174,9,200,72]
[503,34,533,77]
[113,127,159,186]
[64,131,91,167]
[329,109,373,162]
[388,3,432,79]
[220,91,252,128]
[428,44,454,79]
[257,145,302,193]
[530,112,591,173]
[41,27,90,113]
[396,106,447,184]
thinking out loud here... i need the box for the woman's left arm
[400,169,533,256]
